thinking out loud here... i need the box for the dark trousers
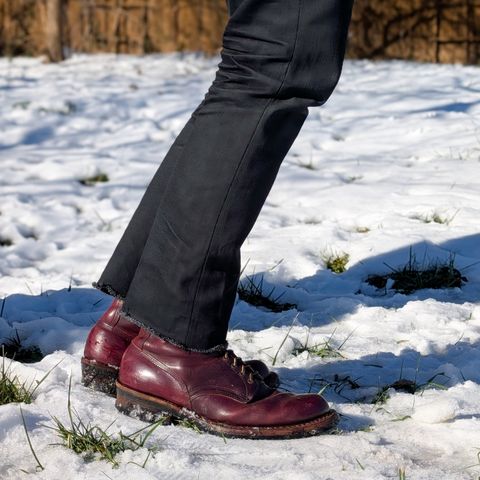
[94,0,354,351]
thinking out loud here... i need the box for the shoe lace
[223,349,256,384]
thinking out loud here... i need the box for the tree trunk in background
[45,0,64,62]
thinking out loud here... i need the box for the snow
[1,53,480,479]
[412,397,459,424]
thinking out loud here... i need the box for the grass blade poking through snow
[20,406,44,472]
[1,330,44,363]
[292,328,354,359]
[0,347,57,406]
[366,249,466,294]
[237,273,297,313]
[45,376,165,468]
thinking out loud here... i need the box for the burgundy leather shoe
[82,299,140,395]
[82,299,280,396]
[115,329,338,439]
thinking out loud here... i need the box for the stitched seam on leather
[190,390,247,403]
[116,326,137,337]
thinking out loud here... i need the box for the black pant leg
[95,0,354,350]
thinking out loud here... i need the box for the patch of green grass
[372,385,391,405]
[322,251,350,274]
[398,467,407,480]
[293,329,351,360]
[174,417,202,434]
[411,210,458,225]
[0,349,52,406]
[1,330,44,363]
[237,273,297,313]
[45,378,164,468]
[371,372,448,406]
[356,424,375,433]
[366,250,466,294]
[78,173,109,186]
[0,357,35,405]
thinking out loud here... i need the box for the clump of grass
[398,467,407,480]
[341,175,363,184]
[303,217,321,225]
[296,152,317,170]
[322,251,350,274]
[0,237,13,247]
[371,372,448,406]
[307,373,361,400]
[366,250,466,294]
[39,101,77,116]
[174,417,202,434]
[293,329,352,360]
[0,349,53,406]
[1,356,35,405]
[45,378,163,468]
[355,226,370,234]
[372,386,391,405]
[78,173,109,186]
[1,330,44,363]
[237,273,297,313]
[13,100,31,110]
[411,210,458,225]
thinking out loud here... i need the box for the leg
[93,115,200,299]
[95,0,354,351]
[95,0,355,439]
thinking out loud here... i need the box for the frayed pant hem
[92,281,127,301]
[120,308,229,354]
[92,280,228,354]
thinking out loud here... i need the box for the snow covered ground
[1,53,480,479]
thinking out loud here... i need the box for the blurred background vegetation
[0,0,478,64]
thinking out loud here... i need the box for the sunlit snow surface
[1,53,480,479]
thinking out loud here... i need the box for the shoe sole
[115,381,339,440]
[81,357,118,397]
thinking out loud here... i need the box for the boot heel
[81,358,118,396]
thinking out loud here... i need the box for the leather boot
[82,299,280,395]
[82,299,140,395]
[115,329,338,439]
